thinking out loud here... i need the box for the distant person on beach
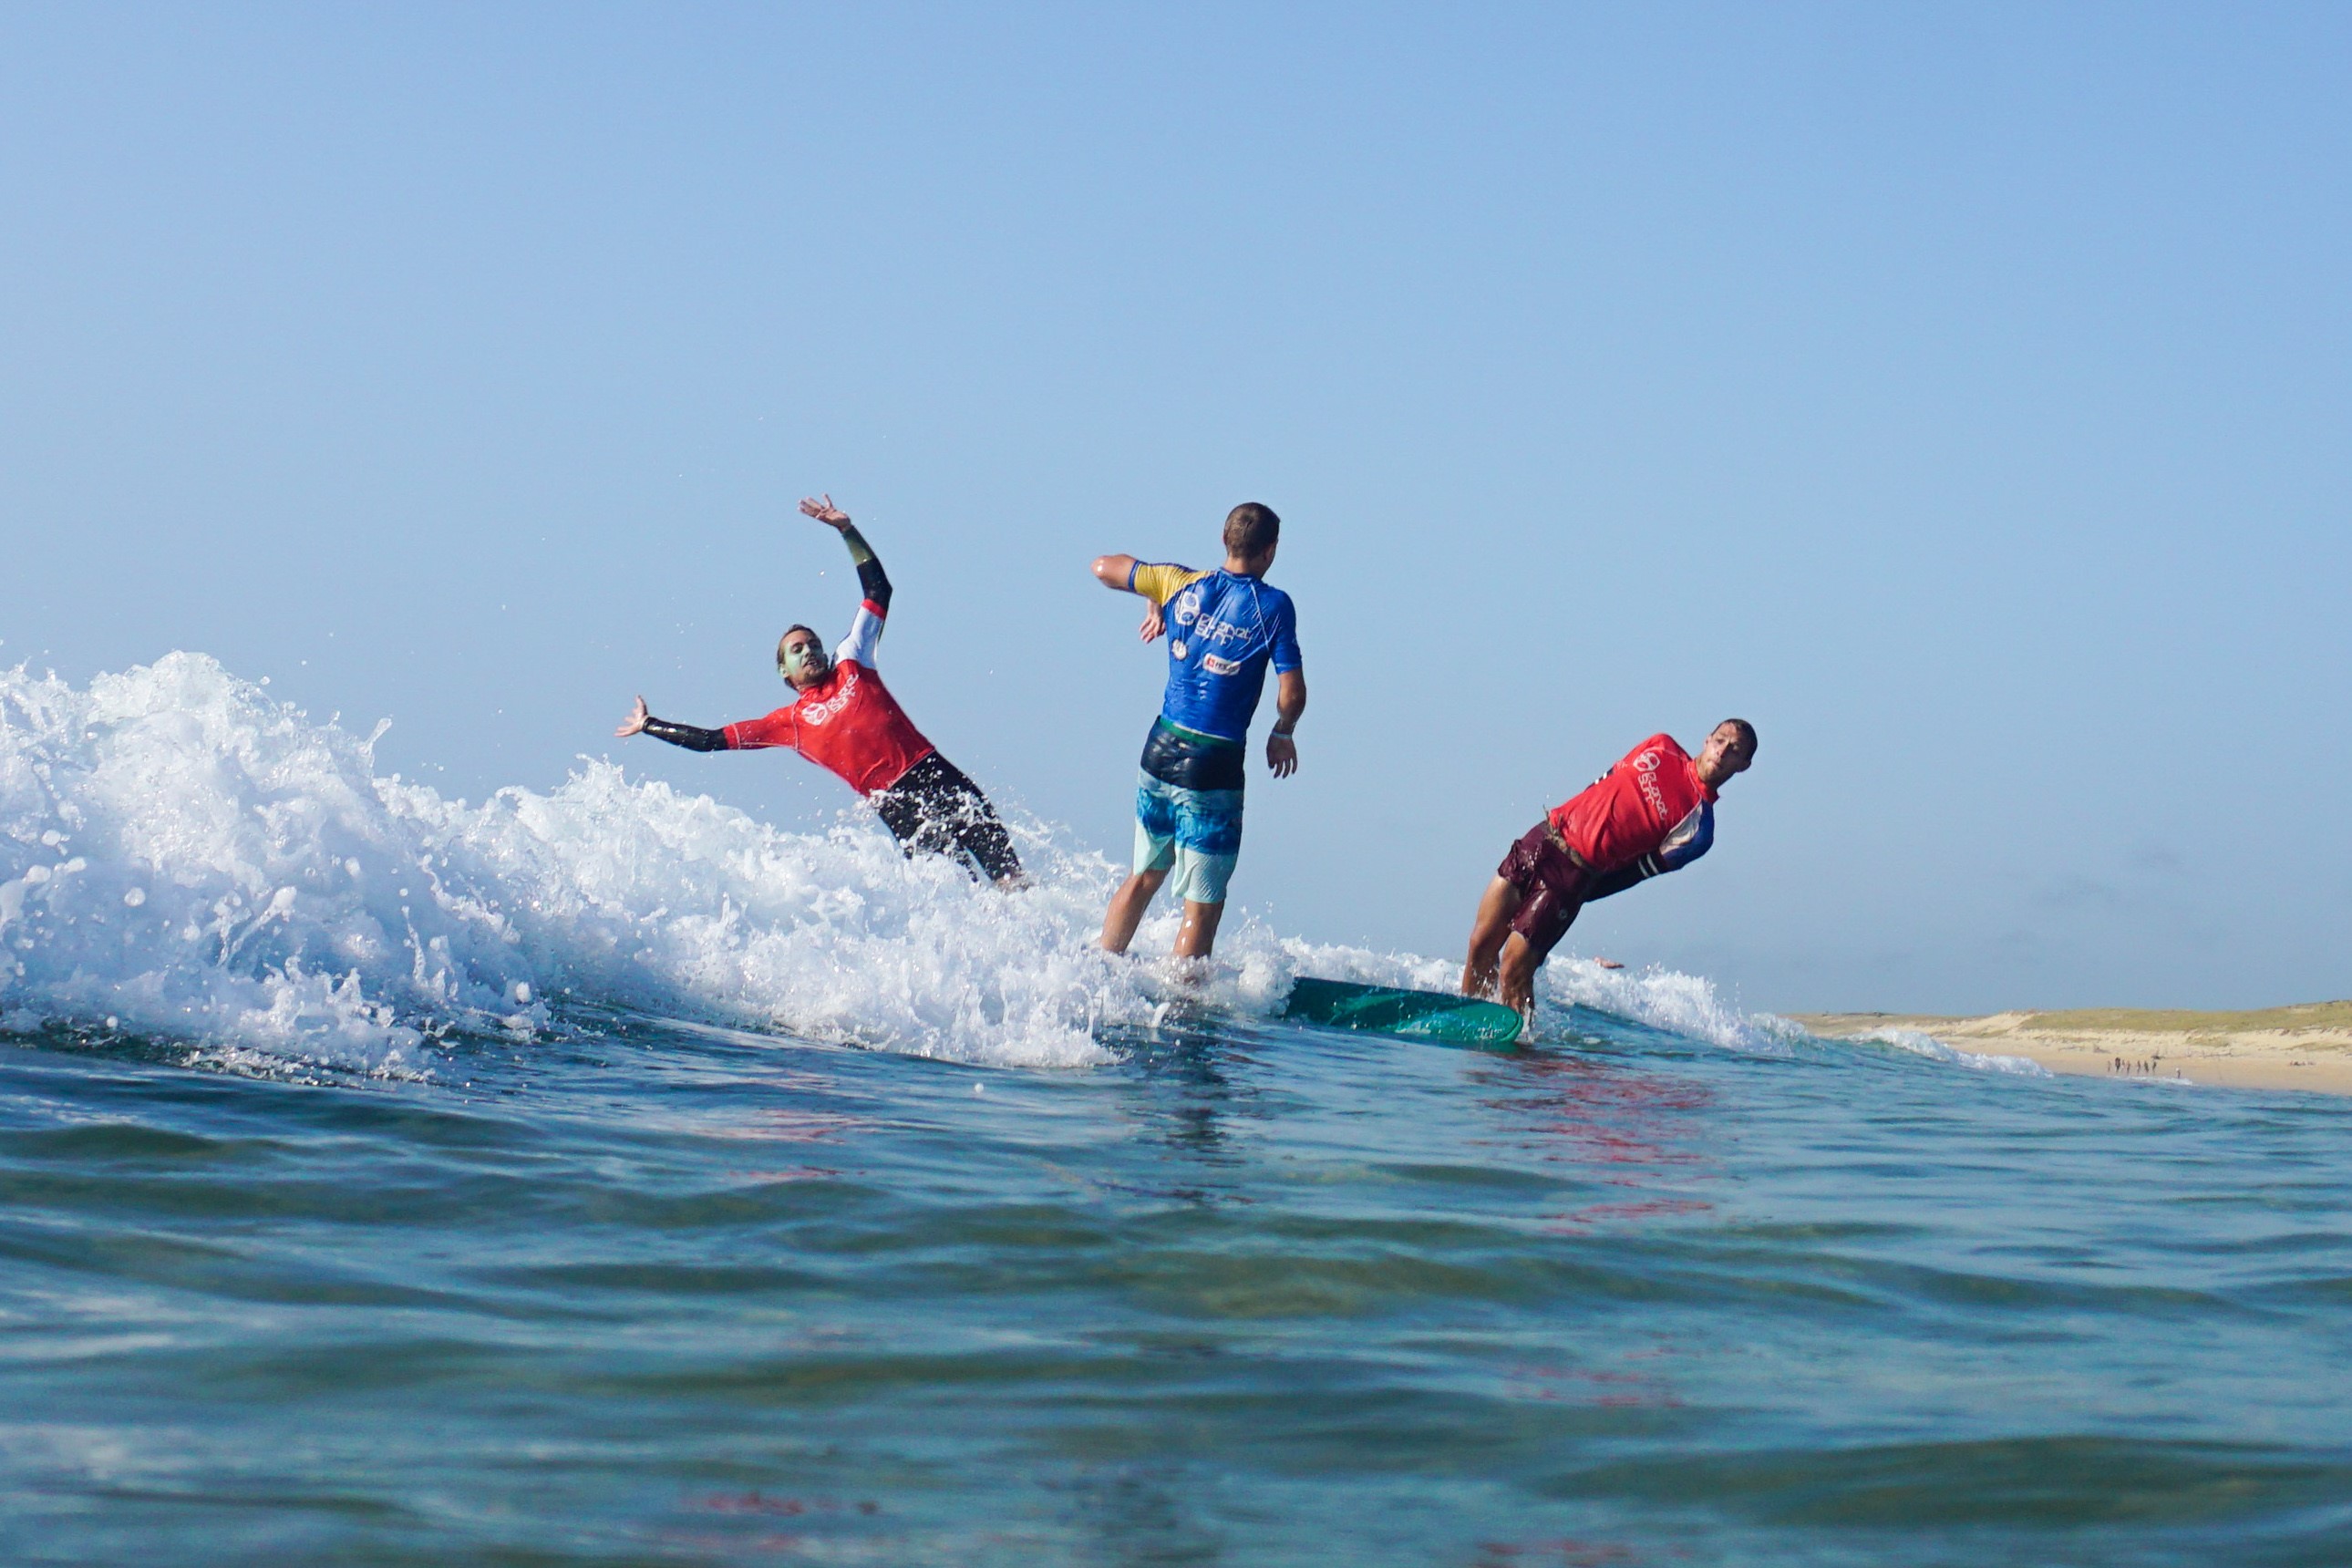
[616,495,1024,886]
[1089,503,1305,961]
[1462,722,1757,1014]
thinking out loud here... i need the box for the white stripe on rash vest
[835,598,887,669]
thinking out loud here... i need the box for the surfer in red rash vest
[1462,720,1757,1015]
[615,496,1025,886]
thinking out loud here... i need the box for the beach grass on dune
[1799,1002,2352,1035]
[2021,1002,2352,1035]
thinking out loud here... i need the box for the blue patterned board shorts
[1133,769,1244,905]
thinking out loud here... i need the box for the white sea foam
[1541,959,1790,1053]
[0,652,1858,1077]
[1844,1026,2053,1078]
[0,653,1160,1072]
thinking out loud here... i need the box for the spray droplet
[123,888,146,907]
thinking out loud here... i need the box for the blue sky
[3,3,2346,1013]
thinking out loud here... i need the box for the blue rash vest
[1129,562,1303,791]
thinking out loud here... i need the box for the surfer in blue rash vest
[1089,502,1305,962]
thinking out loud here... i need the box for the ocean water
[5,655,2349,1565]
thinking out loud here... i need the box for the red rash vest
[721,597,935,796]
[1548,734,1718,876]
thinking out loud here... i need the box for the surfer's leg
[1497,933,1548,1015]
[923,755,1026,886]
[1499,871,1586,1016]
[1106,772,1180,953]
[869,771,929,856]
[959,811,1024,886]
[1172,899,1224,959]
[875,755,1026,887]
[1102,868,1169,953]
[1463,875,1522,997]
[1163,787,1242,959]
[1469,820,1557,996]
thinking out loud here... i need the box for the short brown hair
[1222,502,1281,560]
[1719,717,1759,753]
[777,624,820,665]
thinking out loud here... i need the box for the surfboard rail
[1281,976,1525,1048]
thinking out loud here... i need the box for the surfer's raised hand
[1139,601,1165,643]
[1266,729,1298,779]
[798,494,851,530]
[615,696,651,738]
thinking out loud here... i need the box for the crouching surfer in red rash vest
[1463,720,1757,1015]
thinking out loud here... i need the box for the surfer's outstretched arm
[1090,553,1172,641]
[801,494,892,667]
[615,696,728,752]
[801,494,890,612]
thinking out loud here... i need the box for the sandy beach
[1794,1004,2352,1096]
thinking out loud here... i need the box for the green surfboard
[1281,977,1525,1048]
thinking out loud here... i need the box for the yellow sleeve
[1130,562,1210,605]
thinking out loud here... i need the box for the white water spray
[0,653,1846,1076]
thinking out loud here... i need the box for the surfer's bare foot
[1593,956,1625,970]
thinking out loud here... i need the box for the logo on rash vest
[1202,654,1240,676]
[1170,641,1187,660]
[1193,616,1254,645]
[798,665,859,726]
[1632,747,1669,820]
[1173,589,1202,626]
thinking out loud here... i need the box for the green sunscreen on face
[780,642,824,681]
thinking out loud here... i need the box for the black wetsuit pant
[871,753,1023,883]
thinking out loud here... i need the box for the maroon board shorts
[1497,820,1594,961]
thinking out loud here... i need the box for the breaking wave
[0,653,1833,1075]
[1844,1026,2053,1078]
